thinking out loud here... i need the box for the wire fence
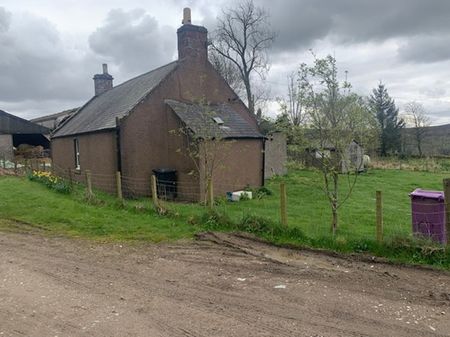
[6,157,450,248]
[0,157,51,176]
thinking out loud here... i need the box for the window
[212,116,224,125]
[74,138,80,170]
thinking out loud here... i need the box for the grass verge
[1,170,450,268]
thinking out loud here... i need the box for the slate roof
[31,108,78,124]
[0,110,50,134]
[52,61,178,138]
[165,99,263,139]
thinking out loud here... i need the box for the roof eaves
[51,126,117,139]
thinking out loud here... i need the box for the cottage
[0,110,50,160]
[51,8,264,201]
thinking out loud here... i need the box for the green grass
[212,168,449,240]
[0,176,196,242]
[1,168,450,267]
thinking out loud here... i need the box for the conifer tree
[369,83,404,156]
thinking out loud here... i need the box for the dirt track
[1,231,450,337]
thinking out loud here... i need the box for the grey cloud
[398,35,450,63]
[0,7,94,105]
[88,8,176,75]
[257,0,450,52]
[0,7,11,32]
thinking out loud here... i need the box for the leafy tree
[403,101,431,157]
[273,113,304,145]
[369,83,404,156]
[210,0,275,115]
[298,55,375,235]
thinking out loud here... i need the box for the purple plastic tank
[409,189,446,244]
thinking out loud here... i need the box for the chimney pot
[182,8,191,24]
[177,9,208,62]
[93,64,113,96]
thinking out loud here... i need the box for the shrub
[28,170,72,194]
[238,214,274,234]
[244,186,273,199]
[195,209,234,230]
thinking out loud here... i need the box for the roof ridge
[107,61,178,92]
[52,61,178,138]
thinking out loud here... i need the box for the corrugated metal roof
[165,99,263,139]
[53,61,178,138]
[0,110,50,134]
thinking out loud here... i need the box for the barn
[0,110,50,161]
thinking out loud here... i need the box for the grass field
[203,168,449,240]
[1,168,450,267]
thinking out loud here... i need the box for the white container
[231,190,252,201]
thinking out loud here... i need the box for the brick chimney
[177,8,208,62]
[93,64,113,96]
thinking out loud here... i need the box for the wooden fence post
[85,170,93,198]
[376,190,383,243]
[116,171,123,201]
[207,178,214,209]
[151,175,159,209]
[443,179,450,246]
[280,182,288,226]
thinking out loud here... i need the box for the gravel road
[1,230,449,337]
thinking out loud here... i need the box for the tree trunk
[244,78,254,115]
[417,133,423,157]
[330,172,339,235]
[331,203,338,236]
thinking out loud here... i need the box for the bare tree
[209,50,245,100]
[404,101,431,157]
[277,72,309,126]
[210,0,275,115]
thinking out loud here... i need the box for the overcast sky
[1,0,450,125]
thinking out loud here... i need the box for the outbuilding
[0,110,50,161]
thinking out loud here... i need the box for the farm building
[0,110,50,160]
[31,108,78,131]
[305,140,365,173]
[51,8,264,201]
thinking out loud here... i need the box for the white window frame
[74,138,80,170]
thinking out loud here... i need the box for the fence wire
[16,160,450,247]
